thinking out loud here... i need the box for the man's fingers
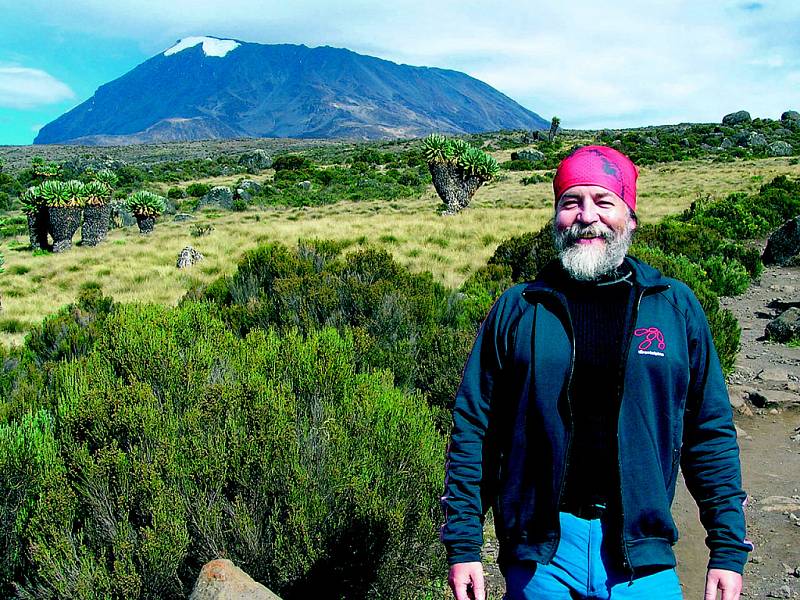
[470,577,486,600]
[704,574,720,600]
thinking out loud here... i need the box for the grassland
[1,153,799,347]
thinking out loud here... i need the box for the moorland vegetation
[0,113,799,598]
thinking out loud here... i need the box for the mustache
[557,222,615,245]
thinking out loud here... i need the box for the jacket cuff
[447,549,482,565]
[707,550,749,575]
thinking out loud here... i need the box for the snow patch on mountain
[164,37,240,58]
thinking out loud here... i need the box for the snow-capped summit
[164,36,240,58]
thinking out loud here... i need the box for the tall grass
[1,156,798,346]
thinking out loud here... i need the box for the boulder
[746,132,767,147]
[722,110,751,126]
[727,385,752,408]
[780,110,800,124]
[200,186,234,210]
[174,213,194,222]
[238,149,273,172]
[720,137,734,149]
[235,179,261,202]
[763,217,800,266]
[189,559,282,600]
[765,307,800,343]
[297,180,312,191]
[511,149,546,163]
[767,141,793,157]
[176,246,204,269]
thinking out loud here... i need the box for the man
[441,146,751,599]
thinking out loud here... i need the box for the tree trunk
[429,164,484,215]
[81,204,111,246]
[48,206,81,252]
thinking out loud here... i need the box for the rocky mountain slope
[34,36,548,145]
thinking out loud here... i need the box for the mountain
[34,36,548,145]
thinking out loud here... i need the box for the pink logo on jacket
[634,327,666,356]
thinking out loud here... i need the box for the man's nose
[576,201,598,224]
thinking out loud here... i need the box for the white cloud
[0,67,74,109]
[10,0,800,126]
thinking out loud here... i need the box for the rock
[760,496,800,512]
[235,179,261,202]
[720,137,734,149]
[756,368,790,382]
[511,149,546,163]
[722,110,751,126]
[766,584,792,598]
[765,307,800,342]
[177,246,204,269]
[727,384,752,408]
[644,136,659,146]
[200,186,234,210]
[746,132,767,147]
[749,389,800,408]
[238,149,272,172]
[174,213,194,222]
[190,559,282,600]
[781,110,800,124]
[297,180,312,191]
[763,217,800,266]
[767,141,794,157]
[735,424,752,440]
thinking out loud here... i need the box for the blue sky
[1,0,798,145]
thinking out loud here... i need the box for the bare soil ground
[479,265,800,599]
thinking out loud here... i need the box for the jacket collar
[521,256,669,300]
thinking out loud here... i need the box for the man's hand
[448,561,485,600]
[704,568,743,600]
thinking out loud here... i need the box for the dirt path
[478,265,800,599]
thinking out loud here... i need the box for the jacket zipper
[615,283,669,576]
[552,292,576,561]
[616,286,643,575]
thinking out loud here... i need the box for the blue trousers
[504,512,683,599]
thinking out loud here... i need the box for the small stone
[737,404,754,417]
[177,246,204,269]
[727,385,751,408]
[751,555,763,564]
[190,559,282,600]
[756,368,790,382]
[750,389,800,408]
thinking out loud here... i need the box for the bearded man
[441,146,751,600]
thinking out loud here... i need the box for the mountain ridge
[34,37,548,145]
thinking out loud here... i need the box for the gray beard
[553,220,634,281]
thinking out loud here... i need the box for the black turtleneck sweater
[557,262,636,511]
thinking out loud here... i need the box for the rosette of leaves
[92,169,118,196]
[31,156,62,181]
[64,180,87,207]
[83,181,109,206]
[19,186,42,215]
[125,191,166,217]
[38,180,68,208]
[422,134,500,214]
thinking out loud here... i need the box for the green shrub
[167,187,185,199]
[700,256,751,297]
[273,155,314,171]
[500,159,536,171]
[185,183,211,198]
[488,222,556,282]
[1,304,446,599]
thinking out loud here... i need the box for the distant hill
[34,36,549,145]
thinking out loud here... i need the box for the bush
[185,183,211,198]
[500,159,536,171]
[0,304,446,599]
[167,187,185,199]
[272,155,314,171]
[488,222,556,282]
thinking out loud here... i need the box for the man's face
[553,185,636,281]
